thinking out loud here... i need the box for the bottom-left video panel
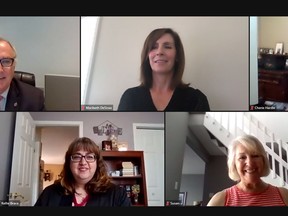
[1,111,164,207]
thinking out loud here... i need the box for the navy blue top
[118,86,210,111]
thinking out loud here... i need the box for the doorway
[36,125,79,192]
[133,123,164,206]
[9,112,83,206]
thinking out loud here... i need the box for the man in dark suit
[0,37,45,111]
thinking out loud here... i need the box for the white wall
[85,16,249,111]
[250,17,258,105]
[30,111,164,150]
[0,16,80,89]
[182,144,205,174]
[258,17,288,51]
[250,112,288,141]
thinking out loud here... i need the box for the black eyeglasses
[0,58,15,67]
[70,153,96,163]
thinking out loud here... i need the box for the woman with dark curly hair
[118,28,210,112]
[34,137,131,206]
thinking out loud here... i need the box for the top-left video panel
[0,16,80,111]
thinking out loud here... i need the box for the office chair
[14,71,36,87]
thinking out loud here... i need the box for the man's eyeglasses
[70,153,96,163]
[0,58,15,67]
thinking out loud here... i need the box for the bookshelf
[101,150,148,206]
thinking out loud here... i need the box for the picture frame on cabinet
[275,42,284,55]
[102,140,112,151]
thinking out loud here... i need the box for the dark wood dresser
[258,53,288,103]
[258,69,288,102]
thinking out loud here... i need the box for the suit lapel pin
[14,102,18,107]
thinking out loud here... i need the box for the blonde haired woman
[207,134,288,206]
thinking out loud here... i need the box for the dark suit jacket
[5,78,45,111]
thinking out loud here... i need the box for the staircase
[203,112,288,189]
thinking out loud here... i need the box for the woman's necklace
[73,193,89,206]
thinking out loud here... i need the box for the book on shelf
[122,161,134,176]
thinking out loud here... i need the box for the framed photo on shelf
[275,42,284,54]
[179,192,187,206]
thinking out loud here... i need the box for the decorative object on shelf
[44,170,52,181]
[109,134,118,150]
[117,141,128,151]
[259,47,271,54]
[102,140,112,151]
[133,165,139,176]
[93,120,122,136]
[93,120,123,150]
[275,42,284,55]
[110,170,121,176]
[125,185,132,199]
[131,184,140,204]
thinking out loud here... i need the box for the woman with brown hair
[118,28,210,111]
[34,137,131,206]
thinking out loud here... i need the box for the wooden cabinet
[258,53,288,102]
[258,69,288,102]
[101,150,148,206]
